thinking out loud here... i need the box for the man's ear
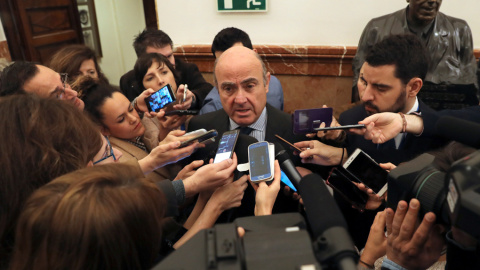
[87,160,94,167]
[407,77,423,97]
[265,72,271,94]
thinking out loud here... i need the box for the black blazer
[187,104,307,219]
[119,58,213,109]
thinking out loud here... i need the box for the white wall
[156,0,480,48]
[0,18,6,41]
[95,0,146,85]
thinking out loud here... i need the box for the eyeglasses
[56,73,69,99]
[93,136,117,165]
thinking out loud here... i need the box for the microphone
[275,148,302,191]
[435,116,480,148]
[298,173,358,270]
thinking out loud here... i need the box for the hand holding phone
[145,84,176,112]
[343,148,388,196]
[326,167,368,211]
[248,141,274,182]
[214,130,240,163]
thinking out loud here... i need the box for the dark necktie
[377,139,396,150]
[237,126,253,136]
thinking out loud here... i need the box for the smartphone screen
[344,149,388,195]
[214,130,239,163]
[327,168,368,209]
[249,142,273,182]
[293,108,333,134]
[145,84,176,112]
[280,170,297,192]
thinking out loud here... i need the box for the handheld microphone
[298,173,358,270]
[436,116,480,148]
[275,148,302,191]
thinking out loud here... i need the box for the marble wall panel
[0,41,11,62]
[181,44,356,115]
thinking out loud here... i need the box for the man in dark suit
[120,29,213,108]
[297,34,448,249]
[188,46,306,218]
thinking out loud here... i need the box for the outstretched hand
[183,153,238,197]
[360,211,387,268]
[349,112,403,144]
[385,199,445,270]
[249,160,282,216]
[295,140,345,166]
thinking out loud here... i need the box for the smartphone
[182,84,188,103]
[248,141,274,182]
[164,110,199,116]
[313,124,365,132]
[280,170,297,192]
[293,108,333,134]
[326,167,368,210]
[214,130,240,163]
[145,84,176,112]
[343,148,388,196]
[179,129,218,148]
[182,129,206,138]
[275,134,302,153]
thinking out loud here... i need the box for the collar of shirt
[229,107,267,141]
[126,136,148,152]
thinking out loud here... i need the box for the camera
[388,150,480,240]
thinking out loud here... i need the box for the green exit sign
[217,0,267,12]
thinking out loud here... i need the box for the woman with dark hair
[0,94,103,267]
[48,44,109,84]
[10,164,166,270]
[133,53,195,140]
[77,76,197,181]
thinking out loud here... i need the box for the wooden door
[0,0,83,63]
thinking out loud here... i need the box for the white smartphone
[248,141,274,182]
[343,148,388,196]
[214,130,240,163]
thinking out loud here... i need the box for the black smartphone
[293,108,333,134]
[248,141,274,182]
[313,123,365,132]
[343,148,388,196]
[144,84,176,112]
[213,130,240,163]
[275,134,303,153]
[164,110,199,116]
[326,167,369,210]
[179,129,218,148]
